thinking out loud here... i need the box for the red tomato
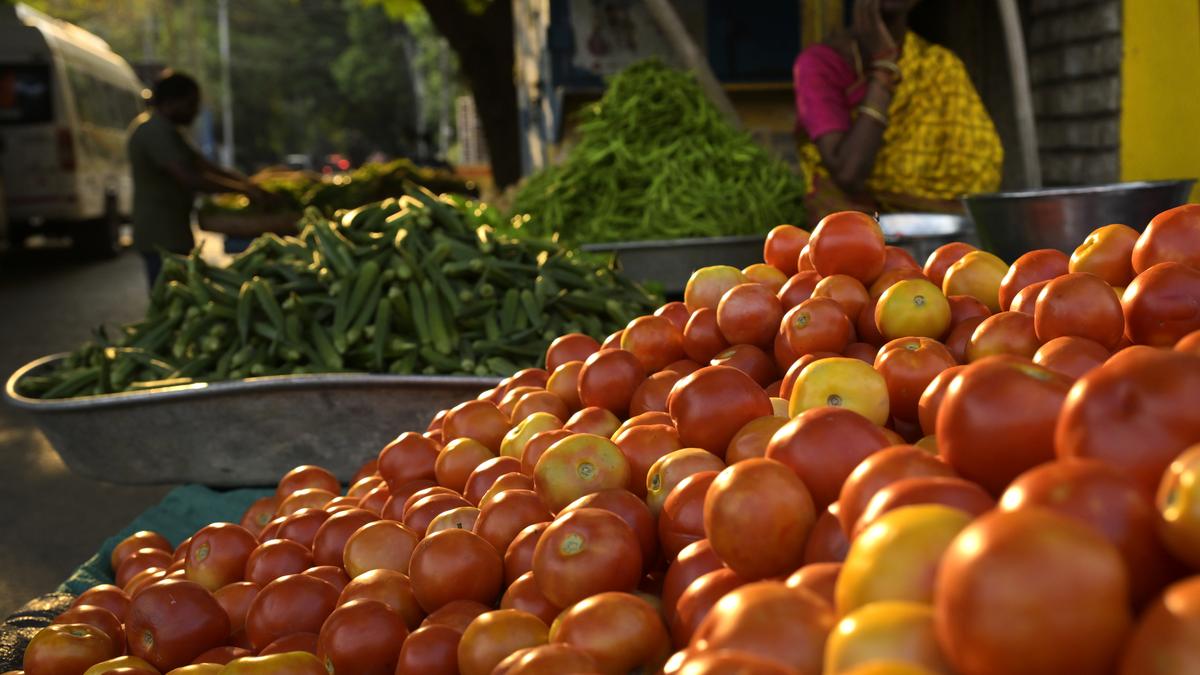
[1034,272,1125,349]
[803,504,850,564]
[404,492,471,535]
[52,604,124,654]
[785,562,841,609]
[778,270,823,310]
[946,294,991,330]
[545,334,601,372]
[545,361,584,412]
[628,370,680,416]
[303,565,350,595]
[1176,329,1200,355]
[659,471,717,561]
[346,475,384,500]
[494,643,598,675]
[601,330,624,350]
[22,623,117,675]
[672,569,747,648]
[965,311,1039,362]
[837,445,955,534]
[213,581,259,640]
[458,456,518,505]
[310,508,376,568]
[766,406,890,509]
[357,484,391,516]
[1000,458,1182,606]
[276,465,339,499]
[874,337,956,422]
[243,539,312,586]
[783,297,853,357]
[691,581,834,672]
[660,540,723,624]
[116,548,173,588]
[682,308,730,364]
[421,599,490,632]
[563,406,621,437]
[668,366,773,457]
[717,283,785,348]
[1056,348,1200,497]
[1120,576,1200,675]
[937,356,1071,496]
[778,351,838,401]
[532,508,642,608]
[560,489,658,569]
[578,349,646,417]
[504,522,548,585]
[520,429,573,477]
[855,476,995,538]
[1121,262,1200,346]
[663,359,703,376]
[998,249,1069,311]
[111,532,172,573]
[126,579,230,671]
[316,598,407,675]
[1071,223,1140,286]
[622,315,686,373]
[764,225,810,275]
[244,573,338,651]
[473,489,552,554]
[773,330,800,372]
[344,520,420,578]
[710,344,777,387]
[943,316,984,364]
[395,624,461,675]
[704,459,815,579]
[443,402,509,454]
[511,391,568,423]
[1132,203,1200,273]
[882,245,922,273]
[72,585,130,623]
[613,424,681,498]
[191,645,252,664]
[259,631,319,656]
[808,211,887,283]
[409,529,503,613]
[499,571,560,625]
[554,592,672,674]
[923,242,976,289]
[271,509,329,550]
[457,609,549,675]
[377,431,441,489]
[338,568,423,630]
[1033,336,1110,380]
[813,274,870,323]
[934,509,1132,675]
[655,301,692,331]
[434,438,494,494]
[185,523,258,592]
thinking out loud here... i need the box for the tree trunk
[417,0,522,188]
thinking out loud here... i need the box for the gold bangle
[870,59,901,76]
[856,104,888,126]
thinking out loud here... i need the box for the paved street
[0,242,182,616]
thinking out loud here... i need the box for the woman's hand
[854,0,896,58]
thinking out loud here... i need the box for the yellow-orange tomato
[645,449,726,516]
[685,266,747,312]
[1156,444,1200,569]
[875,279,951,340]
[500,413,563,460]
[726,416,789,464]
[813,274,871,324]
[533,433,631,512]
[218,652,327,674]
[942,251,1007,314]
[789,357,890,426]
[824,602,954,675]
[456,609,548,675]
[742,263,789,294]
[1070,223,1140,286]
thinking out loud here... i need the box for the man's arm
[159,160,258,195]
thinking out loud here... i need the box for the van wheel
[76,196,122,259]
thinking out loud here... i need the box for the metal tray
[4,354,497,487]
[582,235,766,297]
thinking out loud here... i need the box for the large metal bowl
[4,354,498,487]
[581,235,765,297]
[962,180,1195,262]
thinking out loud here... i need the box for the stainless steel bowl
[962,180,1195,262]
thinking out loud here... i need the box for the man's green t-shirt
[127,111,198,254]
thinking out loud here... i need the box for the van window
[68,69,140,130]
[0,64,53,124]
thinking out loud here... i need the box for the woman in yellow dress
[793,0,1004,226]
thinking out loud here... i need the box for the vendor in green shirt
[127,71,266,287]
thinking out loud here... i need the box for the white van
[1,4,145,256]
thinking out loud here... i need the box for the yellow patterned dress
[796,32,1003,226]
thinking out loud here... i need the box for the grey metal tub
[582,235,766,296]
[4,354,497,487]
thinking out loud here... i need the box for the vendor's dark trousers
[141,251,163,291]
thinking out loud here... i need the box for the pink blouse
[793,44,868,139]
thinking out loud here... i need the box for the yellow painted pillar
[802,0,844,48]
[1120,0,1200,201]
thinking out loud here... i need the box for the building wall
[1027,0,1123,186]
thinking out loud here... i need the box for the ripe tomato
[668,366,773,457]
[258,631,318,656]
[943,251,1007,314]
[191,645,250,664]
[629,371,682,416]
[1032,335,1109,380]
[563,406,621,437]
[499,386,541,420]
[346,475,384,500]
[184,523,257,592]
[1132,203,1200,273]
[1056,348,1200,496]
[309,508,376,568]
[778,270,823,310]
[933,509,1132,675]
[532,507,642,608]
[691,581,833,672]
[511,392,568,424]
[457,609,548,675]
[421,599,490,632]
[546,361,584,412]
[73,585,130,623]
[998,249,1068,311]
[545,334,601,372]
[725,416,787,464]
[473,489,552,554]
[220,652,326,674]
[717,283,784,348]
[704,459,814,579]
[555,592,672,674]
[938,356,1071,495]
[875,279,951,341]
[855,477,996,538]
[1176,329,1200,355]
[356,484,391,516]
[239,497,281,538]
[682,307,730,364]
[1071,223,1139,286]
[837,446,955,534]
[461,456,521,505]
[672,569,747,647]
[874,338,956,423]
[923,242,976,289]
[869,267,927,303]
[478,472,537,510]
[622,315,686,373]
[560,489,657,568]
[945,294,991,330]
[709,344,777,387]
[111,532,172,573]
[789,357,889,425]
[942,317,983,364]
[764,224,810,275]
[125,579,230,671]
[276,465,339,500]
[122,568,167,597]
[743,263,789,294]
[654,301,692,331]
[965,311,1038,362]
[1034,272,1125,349]
[338,568,423,630]
[495,643,597,675]
[786,562,841,609]
[532,433,630,512]
[344,520,419,577]
[116,548,173,588]
[1120,575,1200,675]
[23,623,117,675]
[78,655,159,674]
[613,424,681,498]
[435,438,495,494]
[503,522,549,585]
[500,571,560,625]
[660,539,723,623]
[404,493,472,535]
[813,274,870,323]
[244,539,311,586]
[303,566,349,595]
[1121,261,1200,346]
[1156,444,1200,569]
[685,266,748,312]
[825,601,951,675]
[766,407,890,509]
[520,430,573,477]
[213,582,259,642]
[409,528,502,612]
[804,504,850,564]
[243,574,337,651]
[783,297,853,357]
[659,471,717,560]
[52,605,124,655]
[779,352,838,401]
[395,624,460,675]
[1006,278,1048,315]
[578,349,645,417]
[316,598,407,675]
[1001,458,1182,606]
[809,211,887,283]
[377,431,441,489]
[646,449,727,516]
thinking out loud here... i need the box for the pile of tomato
[15,204,1200,675]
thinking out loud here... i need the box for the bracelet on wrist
[856,104,889,126]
